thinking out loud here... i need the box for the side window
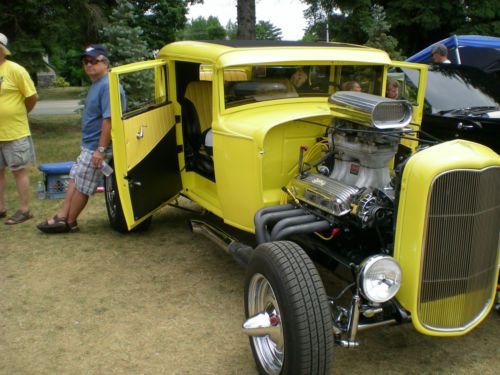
[338,65,384,94]
[223,64,332,108]
[118,65,168,118]
[388,67,420,106]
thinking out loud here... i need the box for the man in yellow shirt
[0,33,38,224]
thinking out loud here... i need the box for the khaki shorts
[0,136,36,171]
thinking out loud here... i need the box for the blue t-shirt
[81,74,125,151]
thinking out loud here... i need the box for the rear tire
[244,241,334,375]
[104,162,151,233]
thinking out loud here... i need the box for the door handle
[457,121,482,131]
[128,180,142,188]
[136,125,148,139]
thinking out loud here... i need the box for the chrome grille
[419,167,500,331]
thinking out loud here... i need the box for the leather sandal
[0,210,6,219]
[36,215,69,233]
[5,210,33,225]
[67,221,80,233]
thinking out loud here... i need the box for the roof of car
[158,40,392,67]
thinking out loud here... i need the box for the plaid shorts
[70,147,111,196]
[0,136,36,171]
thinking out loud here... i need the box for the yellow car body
[107,41,500,373]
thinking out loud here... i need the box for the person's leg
[43,179,76,225]
[38,148,99,232]
[66,189,89,225]
[11,168,30,213]
[0,168,6,213]
[2,137,35,223]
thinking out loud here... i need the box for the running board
[189,219,254,267]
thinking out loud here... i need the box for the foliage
[456,0,500,36]
[0,0,194,85]
[256,21,283,41]
[226,20,239,40]
[132,0,195,50]
[0,0,116,78]
[181,16,227,40]
[362,5,403,59]
[377,0,467,55]
[100,1,150,65]
[52,76,70,88]
[100,0,151,110]
[302,0,499,57]
[303,0,372,43]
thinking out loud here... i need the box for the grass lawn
[29,114,81,166]
[37,86,86,101]
[0,113,256,374]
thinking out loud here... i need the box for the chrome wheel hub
[243,273,284,375]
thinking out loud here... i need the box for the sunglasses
[82,58,105,66]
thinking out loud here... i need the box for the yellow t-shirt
[0,60,37,141]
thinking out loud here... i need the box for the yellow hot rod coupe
[106,41,500,374]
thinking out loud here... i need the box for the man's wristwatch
[97,146,106,153]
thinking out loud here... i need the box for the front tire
[104,164,151,233]
[244,241,334,375]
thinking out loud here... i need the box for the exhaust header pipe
[189,219,254,267]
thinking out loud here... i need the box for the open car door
[387,61,428,153]
[107,60,181,232]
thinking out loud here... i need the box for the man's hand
[92,150,104,169]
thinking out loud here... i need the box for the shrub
[52,76,70,87]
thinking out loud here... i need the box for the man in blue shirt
[37,44,124,233]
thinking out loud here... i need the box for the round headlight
[358,255,402,303]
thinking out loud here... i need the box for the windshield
[403,65,500,114]
[224,64,384,109]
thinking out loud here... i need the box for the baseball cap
[0,33,11,55]
[81,44,108,60]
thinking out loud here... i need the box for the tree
[226,20,238,40]
[181,16,226,40]
[456,0,500,36]
[132,0,196,50]
[237,0,256,39]
[256,21,282,40]
[362,4,403,59]
[301,0,499,57]
[303,0,372,43]
[100,1,149,65]
[0,0,115,79]
[0,0,194,85]
[100,0,150,109]
[378,0,467,55]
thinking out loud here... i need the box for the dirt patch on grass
[1,195,499,375]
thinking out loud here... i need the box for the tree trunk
[237,0,256,40]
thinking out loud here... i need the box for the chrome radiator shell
[418,166,500,331]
